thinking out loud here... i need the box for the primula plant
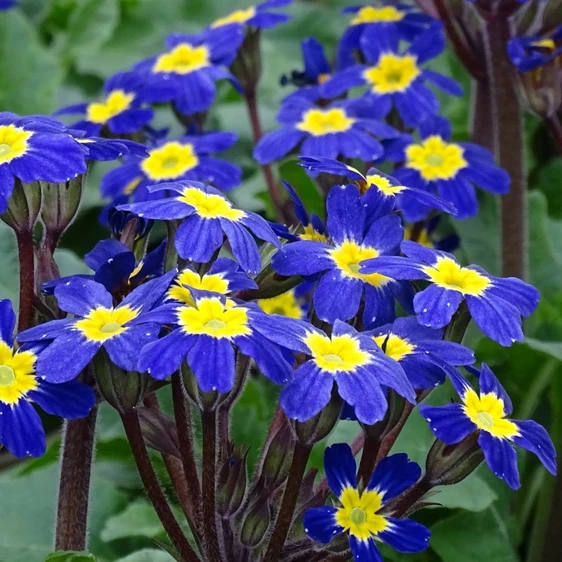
[1,1,562,562]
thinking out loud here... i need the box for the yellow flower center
[0,342,38,405]
[363,54,421,94]
[350,6,404,25]
[141,142,199,181]
[373,333,415,362]
[422,256,491,296]
[259,290,303,319]
[178,187,245,221]
[211,6,256,27]
[74,305,139,342]
[405,136,468,181]
[153,44,210,75]
[299,223,328,242]
[86,90,135,124]
[462,388,519,439]
[168,269,230,306]
[0,125,33,165]
[365,173,406,196]
[335,487,388,541]
[178,297,251,339]
[305,332,370,373]
[297,108,356,137]
[330,241,392,288]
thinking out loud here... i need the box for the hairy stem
[244,90,285,222]
[484,15,527,279]
[16,228,36,332]
[470,79,495,152]
[121,409,201,562]
[55,406,98,551]
[262,442,313,562]
[201,409,225,562]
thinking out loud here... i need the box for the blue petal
[29,379,96,419]
[0,401,45,458]
[272,241,333,276]
[479,431,520,489]
[417,340,475,366]
[138,329,193,379]
[253,128,305,164]
[478,363,513,415]
[221,219,261,275]
[459,159,511,195]
[324,443,358,497]
[436,176,478,219]
[0,165,15,214]
[121,269,177,312]
[0,299,16,346]
[408,21,445,64]
[279,361,333,421]
[394,84,439,127]
[414,285,463,329]
[363,214,403,255]
[94,251,136,292]
[367,454,421,502]
[174,72,217,115]
[84,239,130,270]
[175,214,224,263]
[378,517,431,553]
[314,270,363,323]
[423,69,463,96]
[303,506,343,544]
[326,183,364,244]
[187,335,235,392]
[419,403,477,444]
[17,318,75,343]
[512,419,557,475]
[54,278,113,316]
[322,66,365,98]
[104,323,161,372]
[363,284,396,328]
[301,133,339,159]
[360,256,426,280]
[349,536,384,562]
[487,277,539,318]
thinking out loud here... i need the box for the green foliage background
[0,1,561,561]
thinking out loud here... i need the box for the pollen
[335,487,388,541]
[178,297,251,339]
[153,43,210,75]
[350,5,404,25]
[330,241,392,288]
[259,290,304,319]
[86,90,135,124]
[363,54,421,94]
[141,142,199,181]
[0,342,38,405]
[297,108,356,137]
[422,256,491,296]
[74,305,139,342]
[305,332,370,373]
[462,388,519,439]
[211,6,256,27]
[405,135,468,181]
[0,125,33,165]
[178,187,245,221]
[373,333,415,361]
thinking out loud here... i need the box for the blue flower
[137,292,293,392]
[361,241,540,346]
[18,272,176,383]
[299,156,457,218]
[508,28,562,72]
[272,183,413,326]
[404,215,460,253]
[323,22,463,127]
[384,115,511,220]
[118,181,280,274]
[101,132,241,202]
[338,2,435,68]
[0,0,17,9]
[167,258,258,305]
[304,444,430,560]
[254,97,398,164]
[107,203,154,240]
[42,238,166,296]
[251,317,414,423]
[280,38,334,102]
[210,0,292,30]
[135,25,244,115]
[72,133,148,162]
[0,112,88,213]
[366,316,475,389]
[420,364,557,489]
[0,300,95,458]
[57,72,154,137]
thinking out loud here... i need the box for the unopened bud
[261,419,294,491]
[1,180,42,232]
[230,29,262,94]
[240,497,272,548]
[137,404,181,458]
[218,442,249,517]
[41,176,85,238]
[295,389,342,446]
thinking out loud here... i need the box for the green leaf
[535,157,562,219]
[0,222,19,304]
[0,465,127,562]
[278,159,325,220]
[430,507,519,562]
[61,0,120,61]
[0,11,63,114]
[113,549,175,562]
[432,470,498,512]
[100,500,165,542]
[44,552,96,562]
[523,338,562,362]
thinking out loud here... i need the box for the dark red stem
[16,228,35,331]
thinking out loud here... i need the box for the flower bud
[217,442,249,517]
[230,29,262,93]
[1,179,42,232]
[261,418,294,491]
[425,432,484,487]
[108,205,153,241]
[240,496,272,548]
[93,349,148,412]
[137,404,181,458]
[295,389,342,446]
[41,176,85,238]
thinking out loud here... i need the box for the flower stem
[470,79,495,152]
[16,228,36,332]
[544,115,562,155]
[55,405,98,551]
[244,90,285,222]
[201,409,225,562]
[262,441,313,562]
[484,15,527,279]
[120,409,201,562]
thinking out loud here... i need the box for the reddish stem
[16,228,35,331]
